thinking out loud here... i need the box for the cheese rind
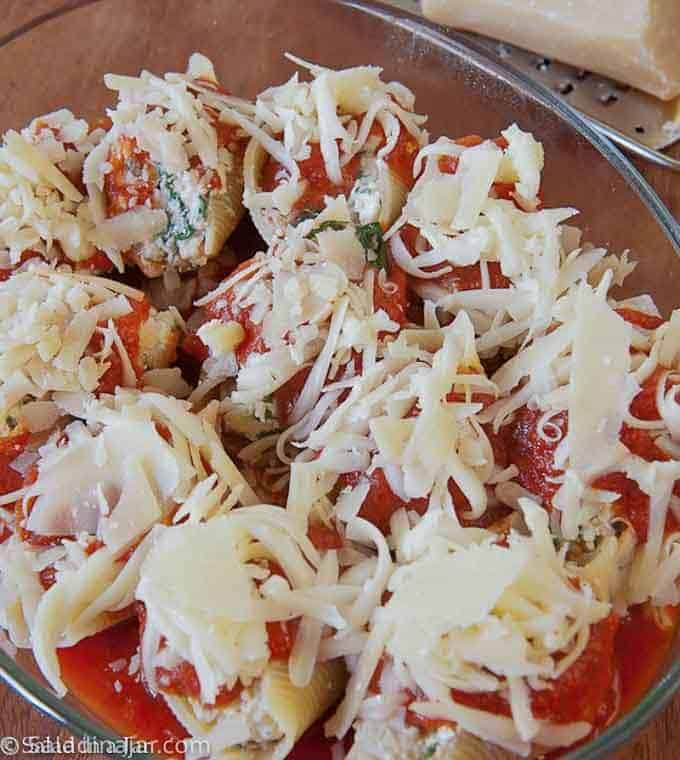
[422,0,680,101]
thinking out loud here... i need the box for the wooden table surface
[0,1,679,758]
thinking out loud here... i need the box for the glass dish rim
[0,1,679,758]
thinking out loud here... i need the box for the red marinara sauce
[202,259,266,364]
[94,296,151,394]
[0,431,30,498]
[261,121,419,217]
[398,222,511,296]
[373,252,411,326]
[58,619,189,758]
[338,468,428,534]
[615,604,680,715]
[406,613,620,734]
[104,136,157,217]
[616,308,665,331]
[502,403,680,538]
[503,406,567,505]
[261,142,362,215]
[60,616,336,758]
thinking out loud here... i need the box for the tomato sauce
[104,136,157,217]
[398,222,511,297]
[616,308,665,330]
[203,261,266,365]
[406,615,619,732]
[532,614,619,725]
[0,245,114,281]
[501,403,680,536]
[0,521,11,544]
[0,432,30,497]
[61,617,336,758]
[261,142,362,216]
[404,608,665,741]
[503,407,567,505]
[616,604,679,715]
[179,333,209,364]
[74,249,115,275]
[157,660,244,708]
[592,471,652,540]
[261,118,419,219]
[307,521,344,551]
[439,261,511,292]
[266,618,300,660]
[338,468,428,534]
[373,252,410,326]
[58,620,189,757]
[274,367,311,428]
[94,296,150,393]
[0,251,44,281]
[629,367,678,423]
[382,124,420,187]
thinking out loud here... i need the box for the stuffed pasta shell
[328,500,616,758]
[84,54,249,277]
[0,389,257,696]
[136,506,347,759]
[0,264,182,432]
[387,126,635,360]
[282,310,501,534]
[188,196,411,437]
[0,110,111,277]
[229,56,427,243]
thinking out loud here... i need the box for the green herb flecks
[423,745,438,760]
[356,221,387,270]
[158,168,196,247]
[305,220,348,240]
[293,209,320,226]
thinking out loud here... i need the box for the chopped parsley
[423,745,437,760]
[305,220,348,240]
[356,221,387,270]
[293,209,320,226]
[197,194,208,220]
[158,169,197,246]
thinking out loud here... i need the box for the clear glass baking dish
[0,0,679,757]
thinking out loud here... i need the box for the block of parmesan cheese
[422,0,680,101]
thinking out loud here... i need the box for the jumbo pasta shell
[243,138,285,245]
[378,165,409,231]
[162,692,273,760]
[126,247,166,279]
[31,548,130,696]
[348,722,517,760]
[204,153,245,260]
[262,658,348,757]
[162,659,347,760]
[444,731,518,760]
